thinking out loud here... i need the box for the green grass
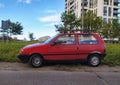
[103,43,120,66]
[0,41,120,66]
[0,41,37,62]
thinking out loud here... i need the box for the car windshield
[44,34,58,44]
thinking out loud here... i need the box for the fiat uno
[18,30,106,67]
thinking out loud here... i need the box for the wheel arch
[87,52,102,60]
[29,53,44,61]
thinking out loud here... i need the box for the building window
[108,7,111,16]
[114,0,119,6]
[89,0,93,8]
[104,0,109,5]
[84,0,88,7]
[110,0,112,5]
[103,13,107,16]
[108,18,112,22]
[103,6,107,16]
[113,8,119,17]
[103,18,107,22]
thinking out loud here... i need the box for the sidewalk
[0,62,120,72]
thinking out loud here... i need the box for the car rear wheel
[88,54,101,67]
[29,54,43,68]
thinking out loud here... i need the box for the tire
[88,54,101,67]
[29,54,43,68]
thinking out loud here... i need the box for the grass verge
[0,41,120,66]
[103,43,120,66]
[0,41,37,62]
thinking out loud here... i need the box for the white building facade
[65,0,120,22]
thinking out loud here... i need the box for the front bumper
[18,54,30,63]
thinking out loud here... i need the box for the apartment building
[65,0,120,22]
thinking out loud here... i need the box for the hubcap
[91,57,99,66]
[33,57,41,65]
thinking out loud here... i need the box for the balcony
[113,14,118,17]
[113,8,120,14]
[114,0,120,6]
[114,0,120,4]
[70,0,74,5]
[113,10,120,14]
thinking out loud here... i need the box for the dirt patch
[0,62,120,72]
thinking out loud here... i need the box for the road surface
[0,71,120,85]
[0,62,120,85]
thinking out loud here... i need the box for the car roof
[57,30,97,35]
[59,32,97,35]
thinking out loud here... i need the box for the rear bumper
[18,54,30,63]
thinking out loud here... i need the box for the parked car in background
[18,30,106,67]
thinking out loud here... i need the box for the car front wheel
[29,54,43,68]
[88,54,101,67]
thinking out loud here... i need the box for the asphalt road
[0,71,120,85]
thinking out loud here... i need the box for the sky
[0,0,64,40]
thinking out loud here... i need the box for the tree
[55,11,102,32]
[61,12,74,30]
[55,12,81,31]
[101,18,120,42]
[112,19,120,41]
[84,11,102,32]
[55,24,66,31]
[29,33,34,41]
[8,20,23,36]
[101,22,112,39]
[0,19,23,41]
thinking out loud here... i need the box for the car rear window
[78,34,98,44]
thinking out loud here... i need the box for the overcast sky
[0,0,64,40]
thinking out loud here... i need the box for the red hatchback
[18,31,106,67]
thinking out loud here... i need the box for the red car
[18,31,106,67]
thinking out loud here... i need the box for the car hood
[23,43,45,49]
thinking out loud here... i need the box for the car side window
[78,34,98,44]
[55,34,75,45]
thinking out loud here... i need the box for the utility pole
[81,0,84,30]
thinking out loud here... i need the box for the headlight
[19,49,24,54]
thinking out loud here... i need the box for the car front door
[46,34,77,60]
